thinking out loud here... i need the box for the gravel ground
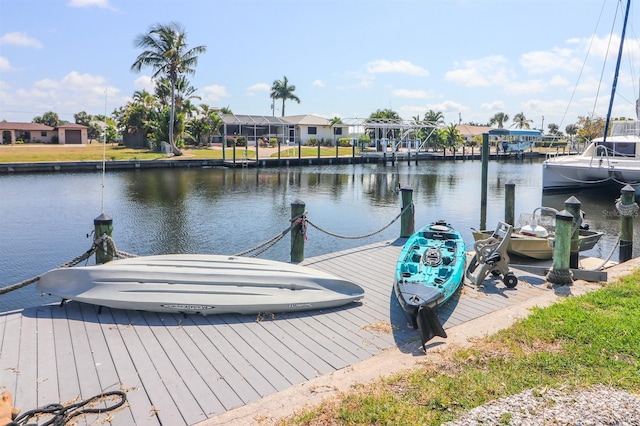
[444,386,640,425]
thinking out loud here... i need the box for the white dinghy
[37,254,364,315]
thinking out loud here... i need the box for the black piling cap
[94,213,113,225]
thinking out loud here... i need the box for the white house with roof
[284,114,348,144]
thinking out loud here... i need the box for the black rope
[12,390,127,426]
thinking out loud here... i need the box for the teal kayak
[394,220,466,348]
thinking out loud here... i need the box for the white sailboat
[542,0,640,194]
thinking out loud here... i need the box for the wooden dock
[0,239,554,425]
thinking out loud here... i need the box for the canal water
[0,157,633,312]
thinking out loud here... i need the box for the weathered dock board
[0,239,550,425]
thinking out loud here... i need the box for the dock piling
[480,133,489,230]
[504,181,515,225]
[546,209,574,285]
[291,200,306,262]
[618,185,638,262]
[93,213,113,264]
[400,188,415,238]
[564,196,582,269]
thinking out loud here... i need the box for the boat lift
[466,222,518,288]
[341,117,444,154]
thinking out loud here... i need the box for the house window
[41,131,47,137]
[308,127,317,135]
[334,127,343,136]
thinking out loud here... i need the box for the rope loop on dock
[615,197,639,216]
[305,203,411,240]
[12,390,127,426]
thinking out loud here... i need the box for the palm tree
[132,90,157,109]
[423,110,445,125]
[442,123,462,154]
[512,112,533,129]
[366,108,401,140]
[270,76,300,117]
[489,112,509,129]
[131,22,206,156]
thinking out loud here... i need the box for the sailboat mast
[602,0,631,144]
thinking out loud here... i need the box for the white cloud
[503,79,546,95]
[339,71,375,89]
[0,57,14,72]
[520,48,582,74]
[67,0,116,10]
[366,60,429,76]
[0,32,43,48]
[481,101,505,112]
[133,75,155,91]
[549,75,570,87]
[397,105,430,119]
[392,89,431,99]
[200,84,230,103]
[0,71,123,120]
[445,55,512,88]
[425,100,468,118]
[246,83,270,96]
[312,79,324,87]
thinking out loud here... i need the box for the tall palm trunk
[169,78,182,156]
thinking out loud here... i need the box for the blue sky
[0,0,639,131]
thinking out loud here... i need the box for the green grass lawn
[0,144,360,163]
[282,275,640,425]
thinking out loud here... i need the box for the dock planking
[0,239,551,425]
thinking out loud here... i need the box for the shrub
[338,137,352,147]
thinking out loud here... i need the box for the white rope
[615,198,639,216]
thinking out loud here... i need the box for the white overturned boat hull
[36,254,364,315]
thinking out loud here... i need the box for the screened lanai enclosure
[220,114,295,146]
[218,114,445,162]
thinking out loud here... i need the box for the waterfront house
[285,114,349,145]
[0,122,89,144]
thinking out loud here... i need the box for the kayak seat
[438,268,450,279]
[401,264,418,274]
[444,239,457,249]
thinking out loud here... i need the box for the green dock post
[505,181,515,225]
[617,185,638,262]
[290,199,306,263]
[400,188,415,238]
[94,213,113,264]
[480,133,489,230]
[546,209,574,285]
[564,196,581,269]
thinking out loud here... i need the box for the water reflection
[1,159,637,312]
